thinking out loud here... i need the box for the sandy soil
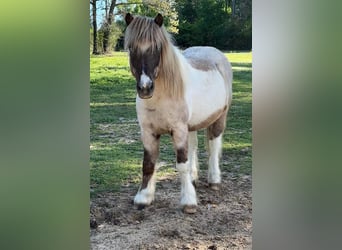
[90,171,252,249]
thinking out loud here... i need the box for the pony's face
[125,13,164,99]
[129,47,161,99]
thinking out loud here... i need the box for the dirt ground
[90,171,252,249]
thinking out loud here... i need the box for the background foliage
[90,0,251,54]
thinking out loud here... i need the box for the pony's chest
[136,98,189,134]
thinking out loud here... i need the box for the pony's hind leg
[134,132,160,209]
[172,126,197,213]
[188,131,199,186]
[207,111,227,190]
[207,134,222,190]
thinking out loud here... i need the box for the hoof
[209,183,220,191]
[136,204,146,210]
[183,205,197,214]
[90,218,98,229]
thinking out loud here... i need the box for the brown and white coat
[125,13,232,213]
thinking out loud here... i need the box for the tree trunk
[91,0,99,55]
[103,0,116,53]
[105,0,108,19]
[232,0,236,17]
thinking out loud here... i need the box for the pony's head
[124,13,165,99]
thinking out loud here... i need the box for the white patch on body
[208,134,222,184]
[173,48,229,127]
[187,69,227,126]
[134,172,156,205]
[176,161,197,206]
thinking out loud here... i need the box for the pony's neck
[156,45,185,100]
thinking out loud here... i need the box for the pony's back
[183,46,232,105]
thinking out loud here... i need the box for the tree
[176,0,226,48]
[99,0,178,53]
[90,0,99,54]
[91,0,251,53]
[175,0,251,50]
[102,0,117,53]
[138,0,178,33]
[101,0,143,53]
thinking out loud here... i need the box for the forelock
[124,15,171,53]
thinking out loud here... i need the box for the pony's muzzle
[137,80,154,99]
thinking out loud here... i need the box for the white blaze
[140,71,151,88]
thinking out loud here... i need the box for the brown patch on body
[207,109,227,140]
[186,58,216,72]
[141,149,156,189]
[176,147,188,163]
[188,105,227,132]
[140,132,160,190]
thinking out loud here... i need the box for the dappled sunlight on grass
[226,52,252,63]
[232,66,252,72]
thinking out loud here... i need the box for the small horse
[124,13,232,213]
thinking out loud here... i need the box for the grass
[90,51,252,195]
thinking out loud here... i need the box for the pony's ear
[154,13,163,27]
[125,13,134,26]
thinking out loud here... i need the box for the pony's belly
[188,103,227,131]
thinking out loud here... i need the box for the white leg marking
[188,131,199,182]
[176,161,197,206]
[208,134,222,184]
[134,171,156,205]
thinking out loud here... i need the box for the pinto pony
[124,13,232,213]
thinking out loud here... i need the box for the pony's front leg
[134,132,160,209]
[172,126,198,213]
[188,131,199,186]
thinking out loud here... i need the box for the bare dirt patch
[90,171,252,249]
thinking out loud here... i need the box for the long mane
[124,15,184,99]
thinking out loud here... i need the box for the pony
[124,13,232,213]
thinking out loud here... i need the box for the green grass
[90,51,252,194]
